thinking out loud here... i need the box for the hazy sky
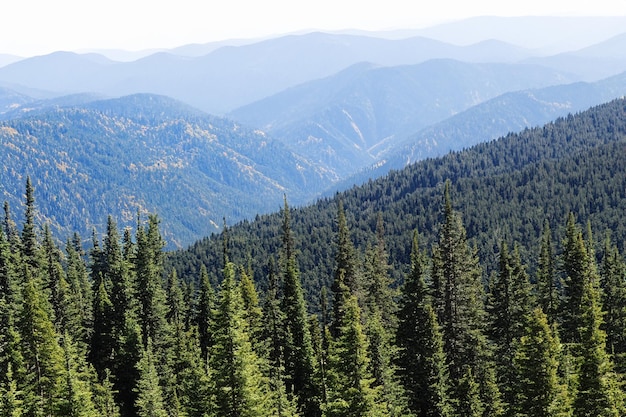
[2,0,626,56]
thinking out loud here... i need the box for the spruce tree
[134,214,169,348]
[600,235,626,356]
[537,221,559,324]
[431,181,502,417]
[511,308,571,417]
[60,332,99,417]
[279,197,321,417]
[209,261,270,417]
[573,257,624,417]
[487,241,534,411]
[18,266,66,417]
[196,264,215,361]
[89,279,116,380]
[331,201,361,336]
[363,212,396,327]
[135,338,168,417]
[396,230,451,417]
[64,234,93,352]
[559,213,588,344]
[325,293,379,417]
[21,177,39,270]
[0,363,24,417]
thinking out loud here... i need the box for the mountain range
[1,16,626,248]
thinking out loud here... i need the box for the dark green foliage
[325,294,379,417]
[331,201,361,336]
[600,235,626,355]
[134,338,168,417]
[537,221,559,325]
[196,264,215,361]
[487,241,534,410]
[559,213,589,344]
[18,267,67,417]
[511,308,571,417]
[209,262,270,417]
[7,98,626,417]
[573,259,624,417]
[279,198,321,417]
[396,231,451,417]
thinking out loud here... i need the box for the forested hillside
[2,98,626,417]
[0,93,332,248]
[169,98,626,297]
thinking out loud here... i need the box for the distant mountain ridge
[229,59,578,177]
[4,28,623,115]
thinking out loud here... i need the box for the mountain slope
[230,59,576,177]
[168,99,626,301]
[0,94,332,248]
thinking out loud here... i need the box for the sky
[2,0,626,57]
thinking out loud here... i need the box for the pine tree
[239,265,265,349]
[325,293,379,417]
[279,197,321,417]
[599,234,626,355]
[537,221,559,324]
[331,201,361,337]
[396,230,451,417]
[64,234,93,352]
[573,256,624,417]
[21,177,39,270]
[41,224,69,332]
[559,213,588,344]
[487,241,534,411]
[18,266,67,417]
[197,264,215,361]
[0,363,24,417]
[431,181,502,417]
[456,366,484,417]
[114,314,143,417]
[60,332,99,417]
[92,369,121,417]
[135,214,169,348]
[89,279,116,380]
[363,212,396,327]
[511,308,571,417]
[209,261,270,417]
[135,338,168,417]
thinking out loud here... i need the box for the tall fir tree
[64,234,93,353]
[559,213,588,344]
[209,261,270,417]
[573,252,624,417]
[18,266,67,417]
[59,332,99,417]
[431,181,502,417]
[511,308,571,417]
[487,241,534,412]
[331,201,361,337]
[21,177,39,270]
[537,221,559,324]
[363,212,396,327]
[599,234,626,356]
[279,197,321,417]
[396,230,451,417]
[134,214,169,348]
[134,338,168,417]
[325,293,380,417]
[196,264,215,362]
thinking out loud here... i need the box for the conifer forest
[3,99,626,417]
